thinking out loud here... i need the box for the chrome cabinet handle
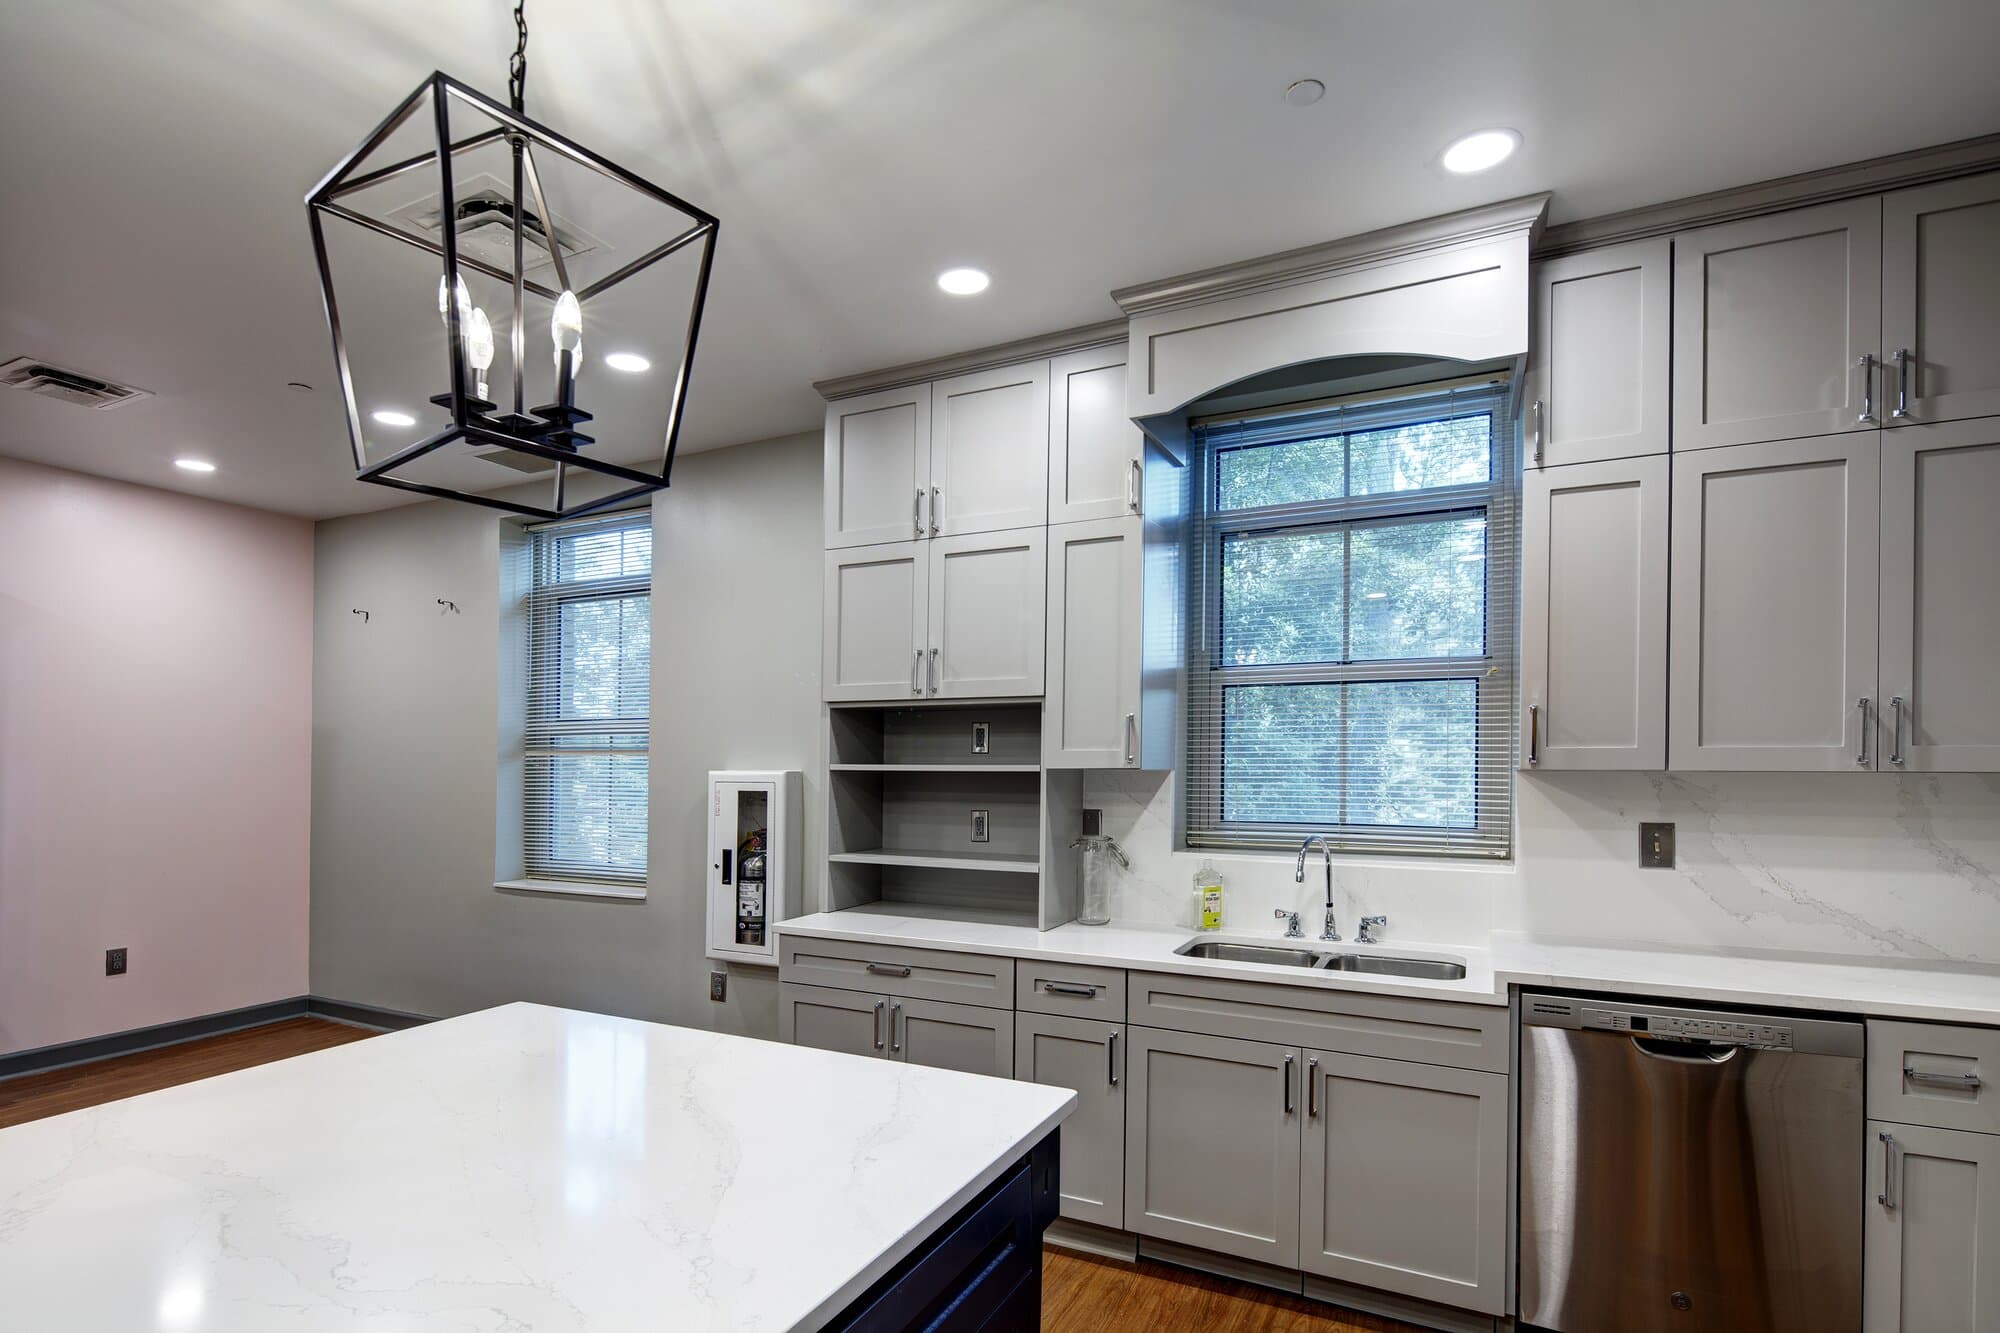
[1282,1053,1295,1114]
[1893,348,1912,419]
[911,648,923,696]
[929,486,940,536]
[1857,354,1876,424]
[865,962,912,977]
[889,1000,902,1053]
[1877,1130,1898,1208]
[1125,712,1137,765]
[872,999,886,1051]
[1856,696,1871,766]
[1526,704,1540,767]
[927,646,939,695]
[1042,981,1099,998]
[1127,457,1143,513]
[1889,695,1906,766]
[1905,1066,1982,1090]
[1307,1056,1319,1119]
[914,488,924,538]
[1107,1029,1120,1087]
[1530,398,1544,465]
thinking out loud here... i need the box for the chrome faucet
[1295,835,1339,942]
[1273,908,1303,939]
[1358,915,1388,945]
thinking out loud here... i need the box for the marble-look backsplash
[1080,769,2000,964]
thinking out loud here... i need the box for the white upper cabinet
[1883,171,2000,427]
[1879,418,2000,772]
[824,385,931,549]
[930,362,1050,537]
[1668,434,1880,770]
[927,529,1047,699]
[1521,455,1669,770]
[1672,198,1883,451]
[822,542,928,702]
[1527,238,1672,468]
[1048,347,1142,524]
[1044,516,1143,767]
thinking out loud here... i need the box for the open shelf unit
[826,701,1079,930]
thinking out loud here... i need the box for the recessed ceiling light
[371,409,417,428]
[1440,129,1520,175]
[174,458,216,474]
[286,381,314,393]
[1283,78,1326,108]
[937,268,990,296]
[604,352,651,374]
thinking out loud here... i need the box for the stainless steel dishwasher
[1519,994,1864,1332]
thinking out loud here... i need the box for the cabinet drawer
[1017,960,1126,1019]
[780,935,1014,1009]
[1128,971,1507,1073]
[1869,1019,2000,1135]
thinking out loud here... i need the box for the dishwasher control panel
[1581,1007,1794,1049]
[1523,993,1862,1056]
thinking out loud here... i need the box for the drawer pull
[1042,981,1099,998]
[1905,1066,1982,1090]
[866,962,913,978]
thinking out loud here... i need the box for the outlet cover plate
[105,947,128,976]
[971,722,990,754]
[970,809,990,842]
[709,971,727,1002]
[1639,822,1676,869]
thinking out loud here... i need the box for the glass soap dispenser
[1070,808,1129,926]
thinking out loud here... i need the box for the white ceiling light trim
[1283,78,1326,108]
[1440,129,1520,174]
[174,457,217,473]
[604,352,651,373]
[937,267,990,296]
[371,409,418,428]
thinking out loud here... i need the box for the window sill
[494,878,647,901]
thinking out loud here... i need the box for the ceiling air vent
[388,173,602,275]
[0,357,152,410]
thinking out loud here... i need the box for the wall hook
[352,608,370,624]
[438,598,460,615]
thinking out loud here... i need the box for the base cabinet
[1866,1120,2000,1332]
[779,982,1013,1078]
[1300,1052,1507,1316]
[1015,1012,1125,1229]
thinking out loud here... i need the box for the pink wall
[0,458,313,1055]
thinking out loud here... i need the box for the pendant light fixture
[305,1,718,518]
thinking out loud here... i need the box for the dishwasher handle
[1632,1035,1741,1065]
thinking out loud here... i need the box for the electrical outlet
[970,809,991,842]
[971,722,991,754]
[709,971,727,1002]
[105,947,128,976]
[1640,822,1676,869]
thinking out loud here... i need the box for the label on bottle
[1199,887,1223,931]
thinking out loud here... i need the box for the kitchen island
[0,1002,1072,1331]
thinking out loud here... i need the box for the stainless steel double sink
[1176,937,1468,981]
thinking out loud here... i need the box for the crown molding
[1110,194,1550,318]
[813,318,1129,402]
[1538,131,2000,257]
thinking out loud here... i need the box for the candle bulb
[466,307,494,401]
[550,289,583,412]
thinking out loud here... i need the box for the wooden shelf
[828,848,1041,874]
[829,763,1041,774]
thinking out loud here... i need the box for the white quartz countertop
[0,1002,1073,1332]
[779,909,2000,1025]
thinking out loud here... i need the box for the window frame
[1184,380,1517,859]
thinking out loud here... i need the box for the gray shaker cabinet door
[889,995,1014,1078]
[1048,346,1142,525]
[823,541,927,702]
[1520,455,1669,770]
[1300,1052,1508,1315]
[1865,1120,2000,1333]
[928,529,1046,699]
[1015,1012,1125,1229]
[1882,171,2000,428]
[930,361,1050,538]
[1879,418,2000,772]
[779,982,885,1060]
[824,384,931,549]
[1124,1025,1301,1268]
[1527,238,1672,468]
[1672,197,1883,452]
[1668,434,1880,770]
[1044,515,1143,768]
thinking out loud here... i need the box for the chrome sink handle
[1357,915,1388,945]
[1273,909,1303,939]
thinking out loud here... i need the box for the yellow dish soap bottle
[1193,860,1225,931]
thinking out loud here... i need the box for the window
[1185,379,1516,858]
[523,511,652,884]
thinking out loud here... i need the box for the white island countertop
[0,1002,1073,1332]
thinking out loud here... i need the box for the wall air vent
[387,173,602,275]
[0,356,152,410]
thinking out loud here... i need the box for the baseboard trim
[1044,1218,1139,1262]
[1301,1274,1501,1333]
[0,995,437,1080]
[1137,1237,1304,1296]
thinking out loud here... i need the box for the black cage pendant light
[305,2,717,518]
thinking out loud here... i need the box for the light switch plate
[709,971,727,1002]
[1640,822,1675,869]
[971,722,990,754]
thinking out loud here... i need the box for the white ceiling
[2,0,1997,518]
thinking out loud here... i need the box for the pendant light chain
[507,0,529,112]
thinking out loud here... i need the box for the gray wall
[310,432,823,1035]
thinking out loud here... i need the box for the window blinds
[1184,377,1518,859]
[524,509,653,883]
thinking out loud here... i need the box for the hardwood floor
[1,1018,1424,1332]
